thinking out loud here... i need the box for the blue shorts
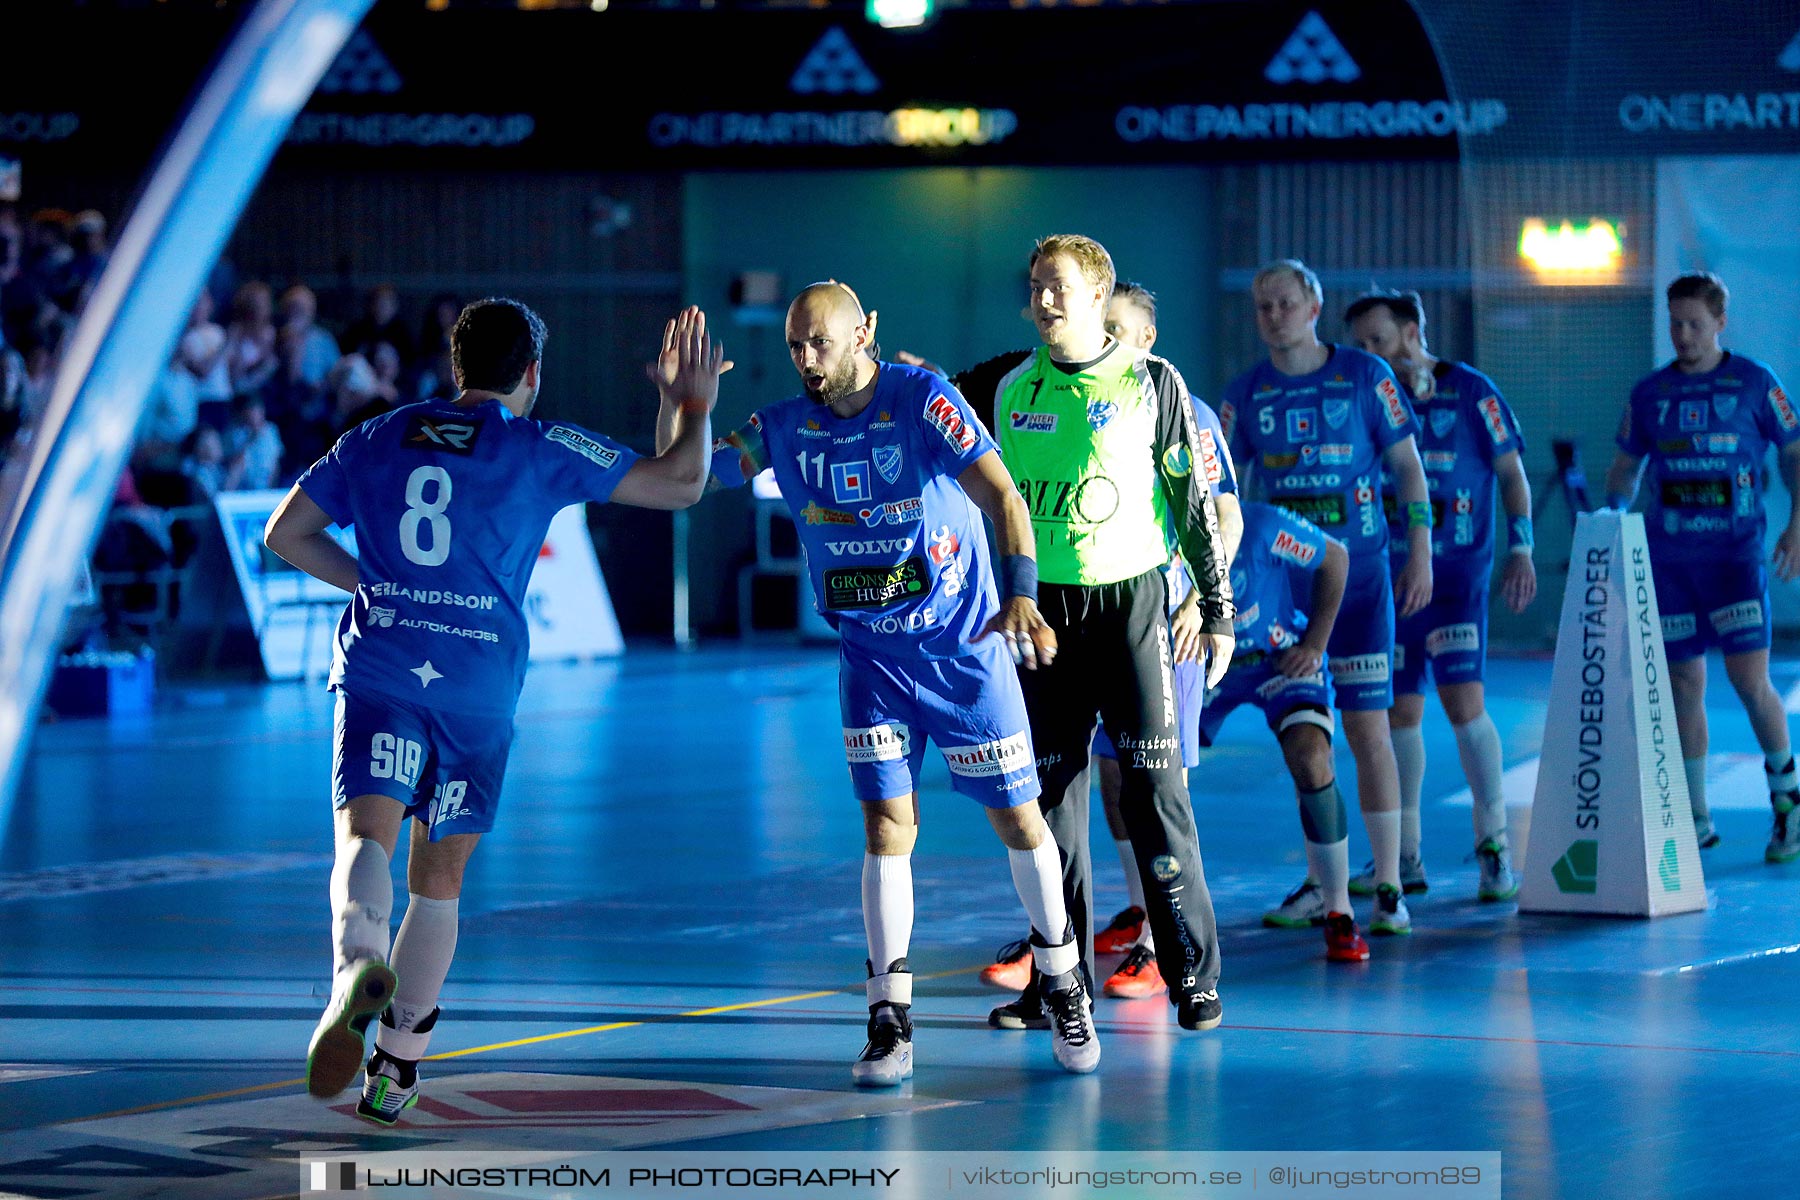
[1393,557,1491,695]
[333,689,514,842]
[1091,655,1203,769]
[1325,553,1396,711]
[1196,651,1336,746]
[839,636,1040,808]
[1653,554,1771,662]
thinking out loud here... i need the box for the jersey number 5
[400,465,452,567]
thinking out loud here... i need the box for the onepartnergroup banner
[300,1150,1501,1199]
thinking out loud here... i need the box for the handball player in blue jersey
[1203,502,1366,960]
[1222,259,1432,937]
[697,281,1100,1082]
[1348,290,1536,903]
[1603,272,1800,863]
[265,300,726,1118]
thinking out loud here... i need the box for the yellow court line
[70,985,858,1122]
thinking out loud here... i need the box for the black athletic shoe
[988,968,1048,1030]
[1176,988,1223,1031]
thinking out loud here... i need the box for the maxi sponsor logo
[1630,545,1676,832]
[1270,529,1317,566]
[1573,545,1610,832]
[925,393,978,452]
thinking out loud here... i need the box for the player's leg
[1329,557,1408,934]
[1710,560,1797,861]
[994,583,1097,1031]
[839,642,925,1086]
[1369,557,1431,897]
[1655,559,1716,847]
[1276,698,1364,962]
[309,692,414,1098]
[930,639,1097,1072]
[1094,745,1148,955]
[1102,568,1221,1032]
[360,714,507,1124]
[1426,569,1513,899]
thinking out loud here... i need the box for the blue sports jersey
[1228,501,1335,658]
[1618,352,1798,564]
[711,361,999,660]
[1382,361,1525,567]
[1221,344,1416,558]
[298,398,639,717]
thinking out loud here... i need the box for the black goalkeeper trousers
[1020,567,1221,1000]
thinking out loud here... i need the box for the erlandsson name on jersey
[370,583,499,609]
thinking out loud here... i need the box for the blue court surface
[1,648,1796,1200]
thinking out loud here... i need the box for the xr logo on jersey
[405,415,480,455]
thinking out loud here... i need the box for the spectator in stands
[225,280,279,402]
[224,392,283,491]
[180,425,233,500]
[63,209,108,313]
[326,351,392,442]
[411,292,460,400]
[137,346,199,470]
[278,284,341,393]
[342,282,413,365]
[180,288,233,429]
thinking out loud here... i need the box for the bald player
[689,281,1103,1082]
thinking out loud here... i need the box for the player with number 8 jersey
[266,299,726,1118]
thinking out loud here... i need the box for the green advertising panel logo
[1658,838,1681,892]
[1552,839,1599,894]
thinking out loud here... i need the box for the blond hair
[1030,234,1116,299]
[1252,259,1324,305]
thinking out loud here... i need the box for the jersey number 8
[400,465,452,567]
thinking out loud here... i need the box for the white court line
[1644,943,1800,977]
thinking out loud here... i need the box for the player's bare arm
[1495,449,1538,612]
[1774,441,1800,582]
[1384,435,1434,618]
[960,449,1056,670]
[616,306,729,510]
[264,487,359,593]
[1279,536,1347,679]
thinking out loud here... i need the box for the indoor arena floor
[1,645,1796,1200]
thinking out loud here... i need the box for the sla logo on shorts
[844,723,912,763]
[1377,376,1411,429]
[1425,623,1480,656]
[926,393,978,452]
[1662,612,1698,641]
[546,425,619,468]
[824,559,927,610]
[405,414,482,455]
[1710,600,1764,635]
[940,732,1032,778]
[1331,653,1390,684]
[1152,855,1182,882]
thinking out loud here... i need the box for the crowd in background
[0,202,466,634]
[1,202,463,499]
